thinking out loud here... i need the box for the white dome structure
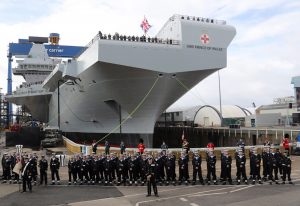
[193,105,251,127]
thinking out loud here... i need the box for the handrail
[76,31,181,58]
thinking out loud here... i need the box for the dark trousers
[166,168,176,181]
[207,166,216,181]
[117,169,127,184]
[253,166,261,180]
[237,166,247,181]
[282,166,291,181]
[129,168,138,182]
[192,167,203,182]
[22,175,32,192]
[270,165,279,181]
[179,167,188,181]
[3,168,11,180]
[81,169,90,182]
[221,166,232,182]
[14,173,20,181]
[51,169,60,181]
[68,170,72,182]
[40,170,47,185]
[104,169,111,182]
[147,177,158,195]
[89,170,95,182]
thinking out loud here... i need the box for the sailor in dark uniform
[221,149,232,185]
[50,153,60,185]
[105,141,110,155]
[262,146,271,181]
[117,154,127,185]
[236,149,248,185]
[146,157,159,197]
[38,155,48,185]
[128,154,138,185]
[120,141,126,154]
[206,149,217,185]
[2,154,12,183]
[67,156,75,185]
[75,155,82,184]
[281,151,292,184]
[250,148,262,184]
[165,152,176,186]
[138,154,148,186]
[192,151,204,185]
[81,155,90,184]
[21,157,33,192]
[154,152,164,185]
[269,146,282,184]
[87,154,96,185]
[103,154,112,185]
[178,152,189,185]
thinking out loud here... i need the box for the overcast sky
[0,0,299,110]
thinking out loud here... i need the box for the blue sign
[9,43,85,58]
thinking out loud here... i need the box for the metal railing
[77,31,181,57]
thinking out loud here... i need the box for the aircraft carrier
[6,14,236,147]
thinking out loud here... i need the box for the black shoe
[192,182,195,185]
[146,194,151,197]
[155,194,159,197]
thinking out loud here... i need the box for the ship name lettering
[186,44,223,52]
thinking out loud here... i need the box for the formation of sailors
[1,146,293,191]
[65,144,293,186]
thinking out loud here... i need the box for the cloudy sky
[0,0,299,110]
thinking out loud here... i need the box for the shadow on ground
[0,185,122,206]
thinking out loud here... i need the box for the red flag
[140,16,151,33]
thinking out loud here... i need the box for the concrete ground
[1,133,300,206]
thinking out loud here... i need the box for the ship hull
[48,61,217,146]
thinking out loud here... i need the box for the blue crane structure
[6,33,85,126]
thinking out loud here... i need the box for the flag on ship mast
[140,16,151,34]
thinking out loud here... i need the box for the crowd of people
[0,135,294,195]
